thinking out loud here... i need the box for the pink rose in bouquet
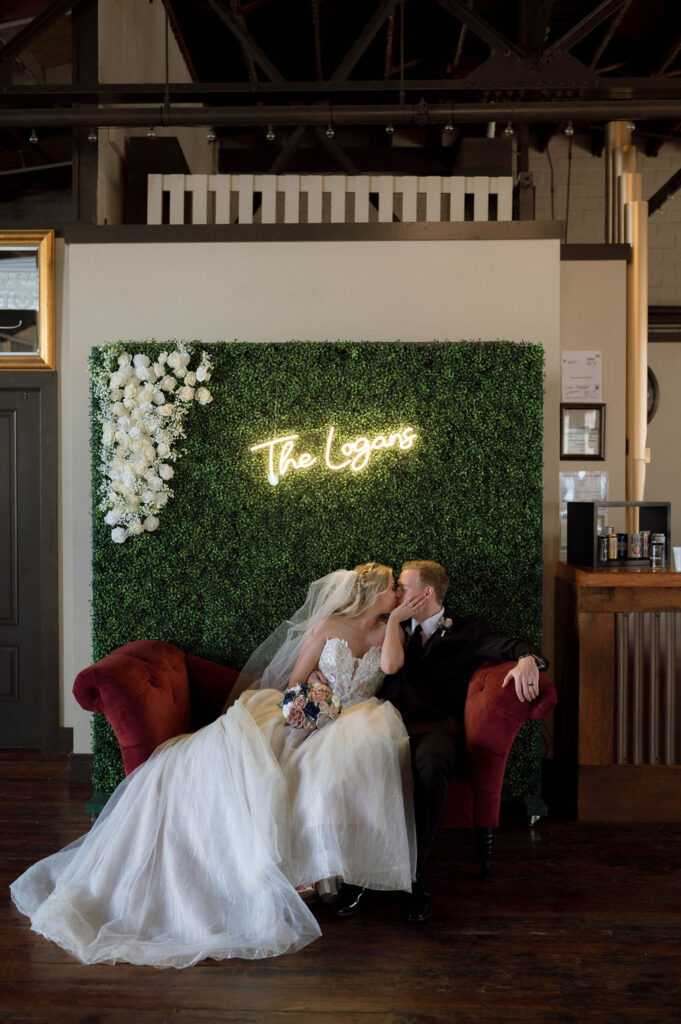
[287,706,306,729]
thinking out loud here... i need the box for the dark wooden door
[0,376,64,750]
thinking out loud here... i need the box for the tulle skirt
[10,691,416,968]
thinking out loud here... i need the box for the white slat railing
[147,173,513,225]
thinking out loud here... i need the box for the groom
[335,558,548,924]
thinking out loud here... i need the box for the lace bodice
[317,637,385,705]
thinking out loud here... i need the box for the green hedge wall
[89,340,544,797]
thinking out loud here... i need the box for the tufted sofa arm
[462,660,557,828]
[73,639,238,776]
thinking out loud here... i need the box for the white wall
[61,237,562,751]
[560,259,627,526]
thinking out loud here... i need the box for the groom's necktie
[406,624,423,665]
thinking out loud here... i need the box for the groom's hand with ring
[502,655,540,703]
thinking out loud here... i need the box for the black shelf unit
[566,501,671,568]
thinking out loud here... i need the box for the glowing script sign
[250,425,418,485]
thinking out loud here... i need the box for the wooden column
[625,201,648,534]
[606,122,648,534]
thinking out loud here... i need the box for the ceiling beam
[229,0,259,85]
[450,0,472,74]
[312,125,360,173]
[311,0,323,82]
[205,0,284,82]
[541,0,630,62]
[267,125,308,173]
[0,0,88,65]
[648,166,681,214]
[161,0,199,83]
[588,0,633,70]
[4,77,680,103]
[518,0,554,55]
[384,9,395,79]
[331,0,398,82]
[2,98,679,129]
[658,31,681,76]
[434,0,526,60]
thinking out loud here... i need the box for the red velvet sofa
[73,638,557,878]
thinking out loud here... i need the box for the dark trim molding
[560,243,631,262]
[649,306,681,343]
[64,221,565,245]
[69,752,93,783]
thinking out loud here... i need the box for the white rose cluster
[96,345,213,543]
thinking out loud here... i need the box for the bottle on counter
[650,533,666,568]
[628,533,643,559]
[607,526,618,562]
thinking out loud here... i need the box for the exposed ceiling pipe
[0,159,72,176]
[0,98,678,128]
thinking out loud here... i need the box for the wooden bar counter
[554,561,681,821]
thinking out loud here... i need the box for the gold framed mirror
[0,229,55,371]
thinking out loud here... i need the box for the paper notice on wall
[561,351,603,402]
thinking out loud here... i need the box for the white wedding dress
[10,638,416,968]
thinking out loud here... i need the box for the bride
[10,563,422,968]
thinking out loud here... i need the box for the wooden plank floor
[1,753,680,1024]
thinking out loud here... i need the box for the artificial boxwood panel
[89,340,544,797]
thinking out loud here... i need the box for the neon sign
[250,425,418,484]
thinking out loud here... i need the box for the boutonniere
[436,615,454,637]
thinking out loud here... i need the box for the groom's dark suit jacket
[378,608,546,731]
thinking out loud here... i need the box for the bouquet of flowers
[280,681,342,731]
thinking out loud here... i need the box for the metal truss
[1,0,679,130]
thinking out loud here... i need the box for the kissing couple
[11,559,546,966]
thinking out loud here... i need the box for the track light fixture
[29,128,38,144]
[265,125,275,142]
[146,126,157,139]
[504,122,514,137]
[564,121,575,137]
[88,128,97,143]
[206,128,217,143]
[626,120,636,132]
[444,121,454,134]
[385,123,395,136]
[325,123,335,139]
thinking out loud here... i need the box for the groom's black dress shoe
[404,881,431,923]
[333,884,369,918]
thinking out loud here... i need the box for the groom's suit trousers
[410,730,462,874]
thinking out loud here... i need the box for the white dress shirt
[411,606,445,641]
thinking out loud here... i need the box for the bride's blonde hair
[331,562,394,619]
